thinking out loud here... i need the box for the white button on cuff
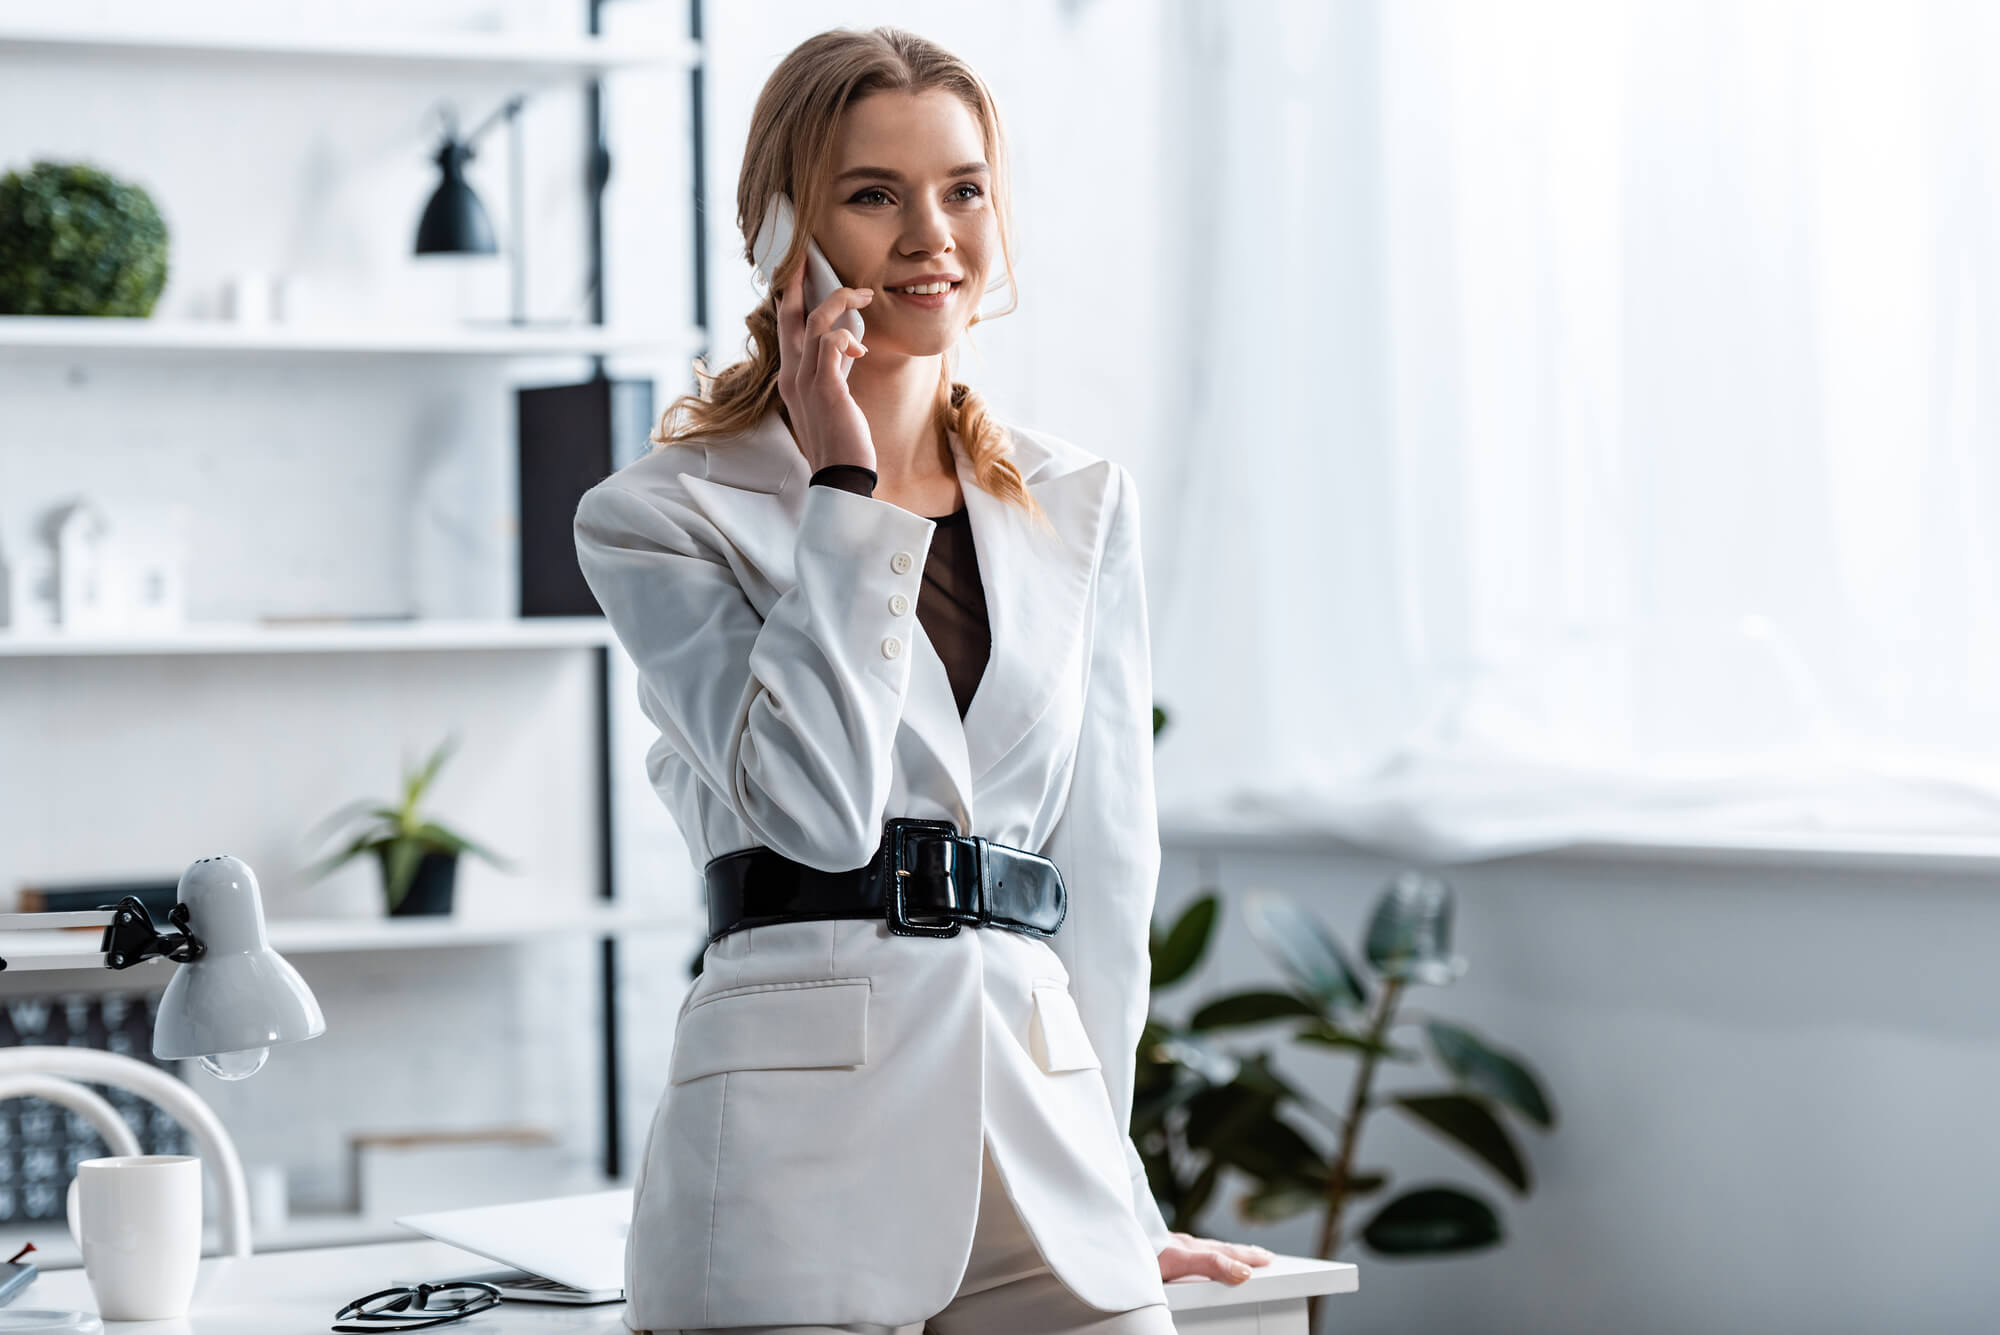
[890,551,914,575]
[881,636,903,660]
[889,593,910,616]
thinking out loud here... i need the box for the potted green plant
[1138,708,1558,1332]
[304,734,514,916]
[0,160,170,316]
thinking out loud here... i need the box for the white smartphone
[751,192,865,371]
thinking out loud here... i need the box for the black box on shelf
[517,377,656,617]
[15,879,179,919]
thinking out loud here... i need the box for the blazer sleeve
[1038,463,1176,1253]
[574,477,937,872]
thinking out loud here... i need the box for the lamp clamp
[100,897,205,971]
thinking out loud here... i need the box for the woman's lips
[883,281,960,310]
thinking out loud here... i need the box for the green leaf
[1360,1186,1502,1254]
[1183,1081,1277,1152]
[1195,1107,1328,1187]
[1151,894,1217,988]
[1189,990,1320,1030]
[1241,891,1368,1014]
[304,798,392,844]
[1131,1066,1207,1134]
[1237,1179,1324,1224]
[1339,1168,1389,1197]
[402,733,460,813]
[1152,705,1168,737]
[1295,1021,1419,1061]
[1229,1051,1310,1105]
[302,831,386,884]
[1151,1035,1241,1086]
[1391,1093,1530,1193]
[1179,1157,1221,1226]
[1364,871,1467,985]
[1426,1020,1556,1129]
[411,822,514,872]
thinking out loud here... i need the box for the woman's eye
[847,184,982,206]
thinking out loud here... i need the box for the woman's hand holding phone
[774,255,876,474]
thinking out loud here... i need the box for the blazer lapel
[676,411,1107,830]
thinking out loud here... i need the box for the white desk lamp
[0,854,325,1260]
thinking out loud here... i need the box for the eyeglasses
[332,1280,502,1333]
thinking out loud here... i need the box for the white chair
[0,1046,252,1257]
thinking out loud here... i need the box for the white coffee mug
[64,1154,203,1321]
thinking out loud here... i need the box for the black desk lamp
[415,97,530,325]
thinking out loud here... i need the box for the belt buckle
[886,818,980,939]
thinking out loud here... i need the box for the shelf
[0,618,618,658]
[0,316,698,360]
[0,27,698,80]
[0,905,689,962]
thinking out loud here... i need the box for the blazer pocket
[669,978,870,1085]
[1029,982,1102,1074]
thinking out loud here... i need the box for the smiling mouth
[884,281,961,296]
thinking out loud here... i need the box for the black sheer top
[811,463,990,718]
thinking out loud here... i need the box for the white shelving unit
[0,9,705,1230]
[0,315,699,359]
[0,617,617,658]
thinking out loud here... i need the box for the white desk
[23,1239,1357,1334]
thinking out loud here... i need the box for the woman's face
[812,88,998,359]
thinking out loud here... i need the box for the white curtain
[1148,0,2000,862]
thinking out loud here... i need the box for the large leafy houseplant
[1137,709,1556,1331]
[305,735,514,914]
[0,160,170,316]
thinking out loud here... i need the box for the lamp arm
[0,897,202,975]
[0,1048,252,1258]
[461,94,526,153]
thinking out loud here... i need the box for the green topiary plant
[0,160,170,316]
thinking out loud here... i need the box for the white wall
[1158,835,2000,1335]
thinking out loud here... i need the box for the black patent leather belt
[703,817,1068,944]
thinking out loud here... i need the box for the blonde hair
[651,26,1046,529]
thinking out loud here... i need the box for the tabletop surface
[21,1237,1357,1330]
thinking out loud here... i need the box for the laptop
[394,1188,633,1305]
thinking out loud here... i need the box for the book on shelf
[15,879,180,922]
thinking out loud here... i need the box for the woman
[574,26,1271,1335]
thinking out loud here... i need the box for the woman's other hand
[1156,1231,1276,1285]
[773,254,876,474]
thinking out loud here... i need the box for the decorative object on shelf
[349,1125,567,1219]
[0,519,59,632]
[304,733,515,917]
[218,271,287,325]
[518,376,654,616]
[415,97,531,326]
[1133,870,1557,1332]
[48,497,188,633]
[15,880,180,920]
[0,160,170,317]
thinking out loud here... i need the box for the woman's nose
[900,203,953,256]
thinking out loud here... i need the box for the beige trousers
[650,1136,1178,1335]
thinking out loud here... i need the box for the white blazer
[573,407,1173,1330]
